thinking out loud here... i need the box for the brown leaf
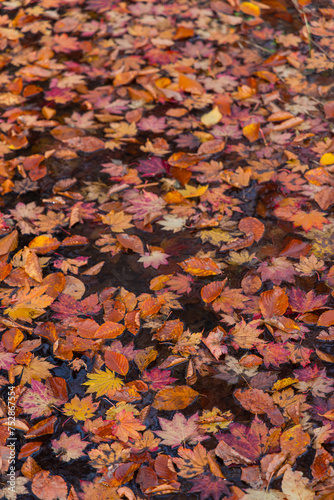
[152,386,199,410]
[0,230,18,255]
[272,116,304,130]
[259,286,289,318]
[238,217,265,242]
[116,233,144,254]
[31,471,68,500]
[153,319,184,342]
[317,310,334,327]
[26,416,57,439]
[18,442,43,460]
[234,388,284,425]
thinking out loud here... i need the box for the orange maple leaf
[111,409,145,442]
[290,210,328,232]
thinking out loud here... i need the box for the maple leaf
[212,287,249,314]
[88,441,131,471]
[63,394,99,423]
[35,210,69,233]
[226,250,257,265]
[296,369,334,397]
[171,329,202,356]
[294,254,325,276]
[18,380,57,419]
[126,190,166,220]
[65,110,95,129]
[189,473,231,500]
[215,355,259,384]
[13,356,54,385]
[51,293,101,319]
[10,202,44,235]
[173,443,208,478]
[142,368,177,391]
[157,214,187,232]
[53,33,80,53]
[216,416,269,466]
[256,343,290,368]
[166,273,193,294]
[0,477,29,500]
[289,288,328,313]
[199,229,234,246]
[258,257,296,285]
[83,368,124,398]
[155,412,205,448]
[234,388,284,426]
[137,250,170,269]
[111,409,146,442]
[4,284,55,322]
[229,319,264,350]
[53,256,89,274]
[202,327,227,359]
[100,210,133,232]
[138,115,166,132]
[290,210,328,232]
[281,467,314,500]
[52,433,88,461]
[136,156,168,177]
[131,430,161,453]
[79,479,122,500]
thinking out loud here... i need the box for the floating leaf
[153,386,199,410]
[179,257,221,276]
[105,351,129,376]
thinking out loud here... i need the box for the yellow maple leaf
[4,285,55,323]
[63,394,99,422]
[83,368,124,397]
[227,250,257,265]
[100,210,134,233]
[173,443,208,478]
[13,356,54,385]
[199,229,234,246]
